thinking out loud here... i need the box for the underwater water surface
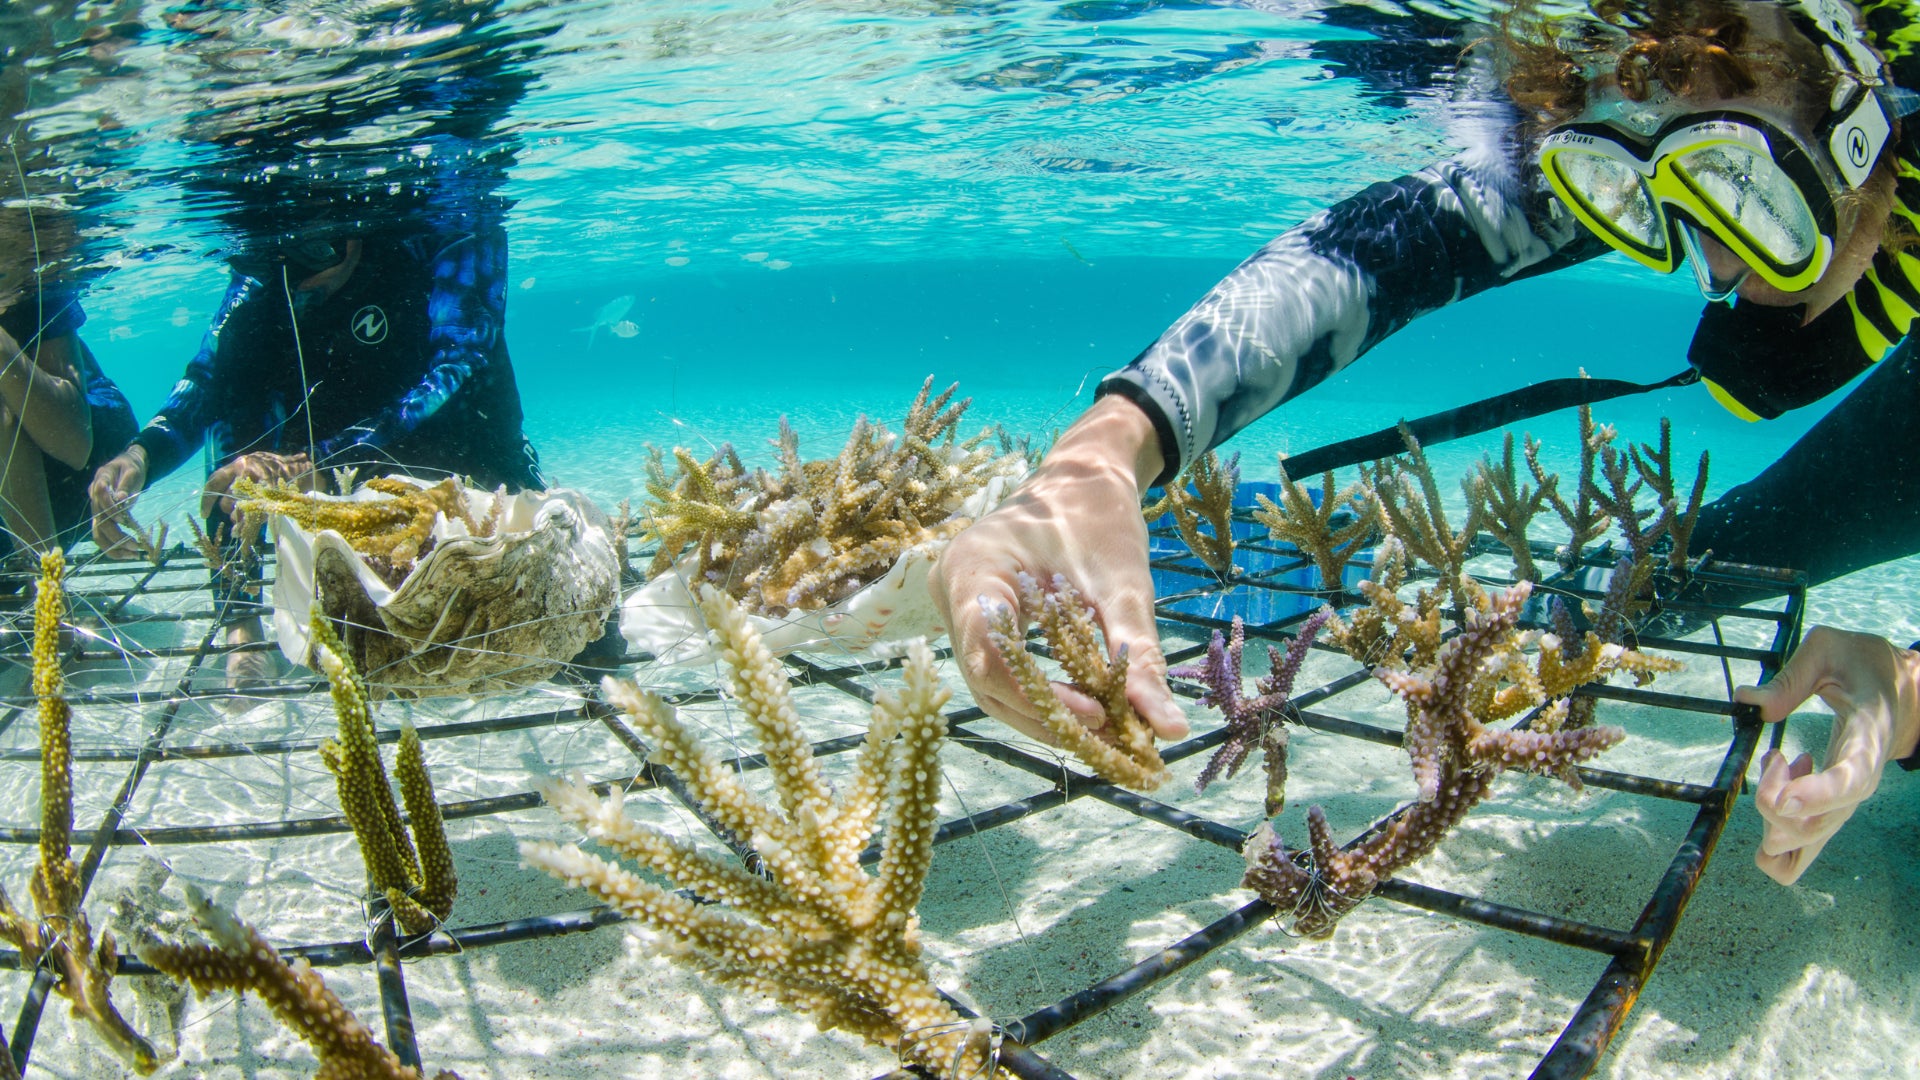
[1,1,1915,1079]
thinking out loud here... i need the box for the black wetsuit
[132,221,543,494]
[0,289,138,554]
[1097,74,1920,593]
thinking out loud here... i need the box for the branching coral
[139,883,458,1080]
[1243,581,1675,938]
[0,553,166,1074]
[1629,418,1710,573]
[1142,450,1240,578]
[1471,432,1552,582]
[981,572,1170,791]
[1171,610,1330,815]
[1251,460,1376,589]
[1371,423,1483,589]
[236,476,489,580]
[1323,538,1447,672]
[310,613,456,937]
[639,377,1023,617]
[1534,404,1614,572]
[523,588,1003,1079]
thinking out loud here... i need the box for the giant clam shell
[269,479,620,697]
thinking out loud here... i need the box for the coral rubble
[525,587,1003,1079]
[1252,461,1377,589]
[310,612,457,937]
[0,553,166,1074]
[1143,449,1241,578]
[981,572,1170,791]
[1172,610,1330,815]
[139,884,459,1080]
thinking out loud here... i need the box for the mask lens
[1555,152,1663,247]
[1672,142,1819,265]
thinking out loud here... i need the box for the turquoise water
[7,5,1920,1079]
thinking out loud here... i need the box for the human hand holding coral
[88,445,149,559]
[1734,625,1920,885]
[929,394,1188,745]
[201,450,314,522]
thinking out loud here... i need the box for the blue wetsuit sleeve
[314,228,507,463]
[1097,136,1600,485]
[131,272,262,482]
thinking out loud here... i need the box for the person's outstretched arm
[90,272,261,555]
[934,124,1601,738]
[1735,626,1920,885]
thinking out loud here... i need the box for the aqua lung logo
[351,305,389,345]
[1845,125,1871,170]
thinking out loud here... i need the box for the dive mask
[1538,97,1889,295]
[1536,0,1894,297]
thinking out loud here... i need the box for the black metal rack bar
[0,527,1803,1080]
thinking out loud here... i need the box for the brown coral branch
[1145,450,1240,578]
[1471,431,1551,582]
[0,553,167,1073]
[1252,460,1376,589]
[310,613,455,936]
[981,573,1169,791]
[138,885,457,1079]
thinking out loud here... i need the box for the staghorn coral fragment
[1171,610,1330,815]
[1471,431,1551,582]
[1244,581,1673,938]
[1630,417,1710,573]
[980,573,1170,791]
[311,613,456,936]
[524,594,1003,1079]
[1532,403,1613,572]
[1252,459,1377,589]
[138,884,458,1080]
[0,553,166,1074]
[636,377,1023,618]
[1370,423,1482,592]
[1144,450,1240,578]
[1323,538,1446,672]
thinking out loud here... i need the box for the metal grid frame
[0,516,1802,1080]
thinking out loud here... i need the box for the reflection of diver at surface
[85,0,547,684]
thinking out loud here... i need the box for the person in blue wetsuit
[86,203,543,683]
[0,286,137,562]
[933,0,1920,886]
[88,218,543,550]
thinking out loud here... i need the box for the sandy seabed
[0,470,1911,1080]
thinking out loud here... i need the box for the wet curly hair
[1498,0,1829,125]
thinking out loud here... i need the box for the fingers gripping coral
[980,573,1170,791]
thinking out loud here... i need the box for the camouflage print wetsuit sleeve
[1096,131,1606,486]
[311,227,509,463]
[130,274,264,480]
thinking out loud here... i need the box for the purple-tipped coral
[1243,581,1670,939]
[1172,609,1331,814]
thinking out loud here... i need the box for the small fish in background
[1060,235,1090,266]
[519,276,537,290]
[609,319,640,339]
[573,293,634,348]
